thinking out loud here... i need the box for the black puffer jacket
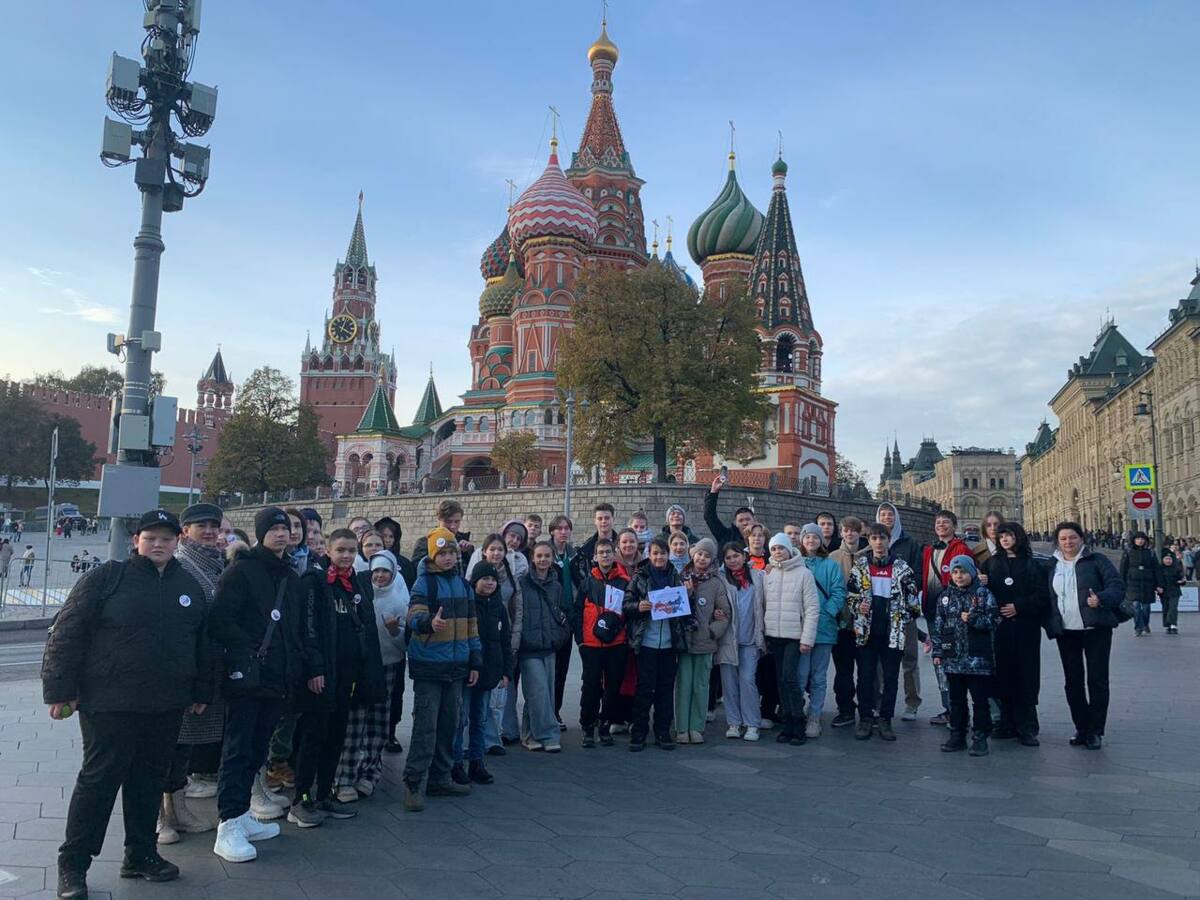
[1120,545,1162,604]
[42,555,211,713]
[474,590,515,689]
[623,561,691,652]
[518,569,567,656]
[294,566,386,712]
[1049,548,1126,630]
[210,545,304,700]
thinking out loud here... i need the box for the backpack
[47,561,125,633]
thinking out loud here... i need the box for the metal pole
[1147,396,1166,557]
[563,390,575,519]
[42,427,58,617]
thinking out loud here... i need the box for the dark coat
[42,555,211,713]
[518,569,568,656]
[930,581,997,676]
[1049,548,1125,630]
[1160,559,1185,601]
[209,545,304,701]
[294,567,387,711]
[574,532,615,584]
[623,562,691,652]
[702,491,741,548]
[474,591,515,689]
[660,524,701,545]
[983,554,1049,705]
[1120,545,1162,603]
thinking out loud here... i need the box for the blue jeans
[453,685,490,763]
[800,643,834,720]
[1134,601,1152,632]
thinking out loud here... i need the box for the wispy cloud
[26,266,67,286]
[39,287,120,324]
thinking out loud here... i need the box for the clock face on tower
[328,314,358,343]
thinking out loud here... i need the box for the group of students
[42,484,1133,899]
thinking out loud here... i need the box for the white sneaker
[213,818,256,863]
[743,726,761,742]
[689,730,704,744]
[609,723,628,734]
[237,812,280,843]
[805,719,821,739]
[157,810,179,846]
[901,705,919,722]
[705,711,716,722]
[522,739,544,751]
[725,725,742,739]
[335,786,359,804]
[185,776,218,799]
[250,773,287,820]
[353,779,375,798]
[760,718,773,730]
[675,731,691,745]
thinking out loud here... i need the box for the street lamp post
[1134,391,1166,556]
[183,426,204,505]
[563,390,576,519]
[42,427,58,617]
[99,0,216,562]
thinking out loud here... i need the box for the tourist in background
[1159,549,1184,635]
[373,516,416,588]
[797,524,846,738]
[662,504,700,545]
[815,511,841,552]
[1120,531,1161,636]
[983,522,1048,745]
[1050,521,1124,750]
[762,533,819,745]
[354,529,385,574]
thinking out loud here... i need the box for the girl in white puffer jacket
[762,533,819,745]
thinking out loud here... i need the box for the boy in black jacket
[453,562,514,785]
[287,529,386,828]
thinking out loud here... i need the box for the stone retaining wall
[226,485,935,547]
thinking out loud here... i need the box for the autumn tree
[0,384,97,497]
[204,367,331,496]
[35,365,165,397]
[557,263,769,482]
[491,430,540,487]
[835,453,869,490]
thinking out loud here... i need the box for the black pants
[554,635,575,719]
[757,650,779,720]
[218,696,283,822]
[947,673,992,735]
[631,647,677,742]
[1057,628,1112,738]
[856,637,902,719]
[294,667,355,803]
[59,709,183,871]
[708,662,722,712]
[993,620,1041,737]
[387,658,406,737]
[767,637,805,722]
[832,628,859,715]
[579,644,629,730]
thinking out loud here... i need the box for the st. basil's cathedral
[308,20,837,496]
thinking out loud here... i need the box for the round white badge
[353,594,362,605]
[179,595,192,608]
[270,609,282,622]
[1004,577,1014,586]
[942,564,950,573]
[698,597,707,607]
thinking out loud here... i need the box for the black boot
[941,730,967,752]
[599,722,613,747]
[450,762,470,785]
[119,851,179,882]
[968,732,990,757]
[776,716,795,744]
[56,865,88,899]
[468,760,494,785]
[582,726,596,749]
[789,716,807,746]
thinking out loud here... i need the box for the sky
[2,1,1198,484]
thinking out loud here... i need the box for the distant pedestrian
[1159,551,1184,635]
[0,539,12,578]
[44,510,210,898]
[1120,531,1161,636]
[19,545,35,586]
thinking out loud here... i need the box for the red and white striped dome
[509,140,598,248]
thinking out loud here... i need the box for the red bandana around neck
[326,566,354,592]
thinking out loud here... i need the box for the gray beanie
[691,537,718,559]
[800,523,823,542]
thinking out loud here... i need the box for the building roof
[907,438,944,474]
[479,251,524,319]
[573,22,629,172]
[480,224,524,281]
[687,154,764,265]
[201,348,231,385]
[748,156,813,331]
[509,141,599,248]
[1189,267,1200,302]
[412,372,443,426]
[342,192,370,270]
[1072,323,1146,378]
[355,381,402,435]
[1025,421,1057,459]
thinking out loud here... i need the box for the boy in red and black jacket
[577,538,629,748]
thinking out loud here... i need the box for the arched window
[544,408,554,425]
[478,417,488,433]
[775,334,796,373]
[464,415,474,433]
[358,267,369,287]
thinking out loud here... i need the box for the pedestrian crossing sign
[1124,464,1155,491]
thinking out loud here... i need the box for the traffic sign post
[1124,464,1156,491]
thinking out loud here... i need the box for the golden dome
[587,23,619,64]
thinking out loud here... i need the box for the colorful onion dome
[588,21,619,64]
[771,156,788,176]
[509,140,599,248]
[479,251,523,319]
[480,224,524,281]
[687,153,765,265]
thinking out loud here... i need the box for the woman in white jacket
[762,533,819,746]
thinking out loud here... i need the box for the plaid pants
[335,662,400,790]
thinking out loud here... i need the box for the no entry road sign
[1127,489,1157,518]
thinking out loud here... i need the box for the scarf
[726,565,751,589]
[326,565,355,592]
[175,538,224,603]
[669,553,689,574]
[686,563,717,585]
[648,564,672,591]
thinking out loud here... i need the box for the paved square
[2,616,1197,898]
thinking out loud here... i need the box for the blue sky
[2,1,1197,481]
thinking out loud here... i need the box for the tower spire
[651,218,659,257]
[344,193,369,268]
[728,121,736,170]
[666,215,674,253]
